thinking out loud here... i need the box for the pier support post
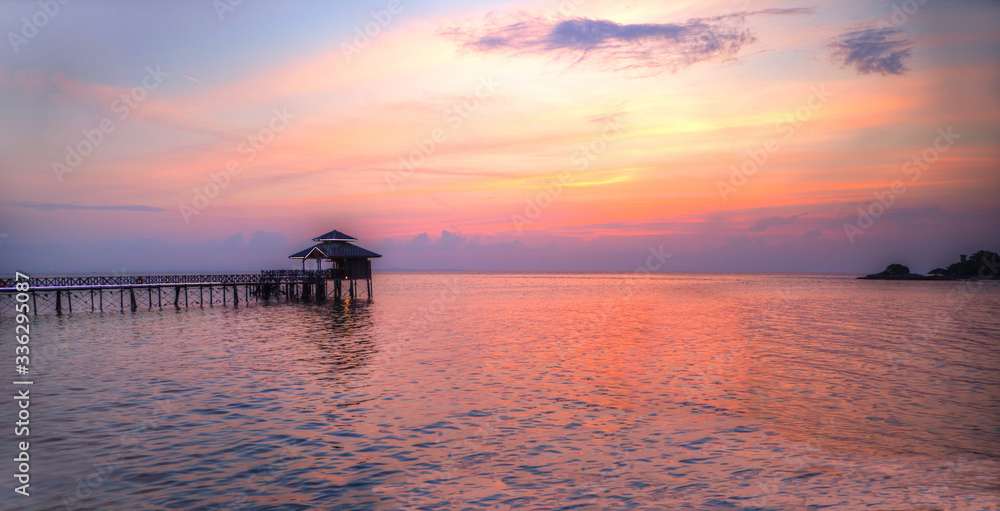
[55,290,62,315]
[91,289,95,312]
[174,286,180,308]
[129,288,137,312]
[233,285,239,306]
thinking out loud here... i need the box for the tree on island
[930,250,999,279]
[863,250,998,280]
[877,263,911,276]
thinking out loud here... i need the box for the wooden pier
[0,269,371,317]
[0,228,381,318]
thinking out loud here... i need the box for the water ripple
[10,273,999,510]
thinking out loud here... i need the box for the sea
[5,272,1000,510]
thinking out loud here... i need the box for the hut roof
[312,230,357,242]
[289,246,326,260]
[289,242,382,260]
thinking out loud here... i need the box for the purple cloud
[15,202,164,212]
[830,27,912,75]
[749,213,807,232]
[447,9,812,73]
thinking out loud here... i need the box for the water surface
[9,273,1000,510]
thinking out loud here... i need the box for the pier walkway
[0,269,367,317]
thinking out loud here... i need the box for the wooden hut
[289,229,381,300]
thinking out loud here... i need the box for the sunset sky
[0,0,998,273]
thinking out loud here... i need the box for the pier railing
[0,269,369,316]
[0,274,265,289]
[0,271,343,290]
[260,269,340,280]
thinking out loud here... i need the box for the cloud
[434,229,466,250]
[247,230,288,249]
[835,205,940,228]
[447,9,812,73]
[50,71,238,140]
[223,232,246,249]
[208,231,289,253]
[749,213,806,232]
[394,232,432,250]
[13,69,51,94]
[386,230,469,252]
[15,203,165,212]
[829,27,912,75]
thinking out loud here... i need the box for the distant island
[860,250,999,280]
